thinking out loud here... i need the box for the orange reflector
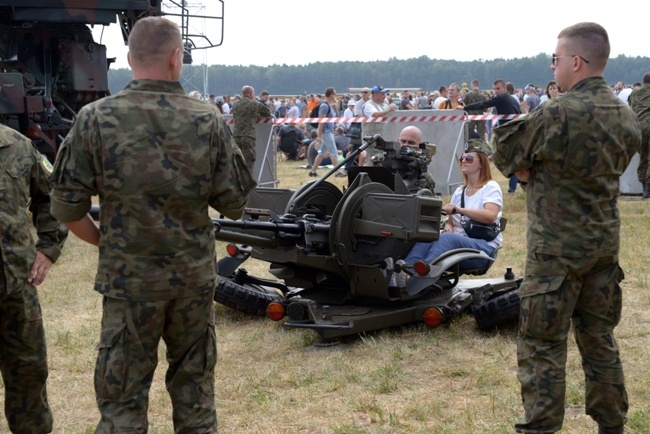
[414,261,430,276]
[226,244,238,257]
[423,308,444,327]
[266,302,285,321]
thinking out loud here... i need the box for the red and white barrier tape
[224,114,525,125]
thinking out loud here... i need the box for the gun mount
[0,0,223,161]
[215,135,443,302]
[213,135,521,339]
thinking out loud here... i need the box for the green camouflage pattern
[232,96,271,167]
[94,290,217,433]
[462,89,487,138]
[236,136,257,169]
[231,96,271,139]
[628,83,650,182]
[50,79,256,301]
[516,253,627,433]
[493,76,640,432]
[0,124,67,292]
[0,286,53,433]
[0,123,67,432]
[464,138,492,156]
[492,77,641,258]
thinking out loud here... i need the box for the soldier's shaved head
[128,17,183,74]
[242,86,254,98]
[398,126,422,146]
[557,22,609,70]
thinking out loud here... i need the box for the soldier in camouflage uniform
[493,23,641,434]
[461,79,488,139]
[232,85,271,169]
[0,123,67,433]
[50,17,255,432]
[628,72,650,199]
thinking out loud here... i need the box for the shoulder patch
[40,155,54,174]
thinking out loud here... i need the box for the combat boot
[643,182,650,200]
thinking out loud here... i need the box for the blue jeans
[509,174,519,192]
[403,233,495,271]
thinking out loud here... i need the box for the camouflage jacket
[462,89,487,114]
[0,124,67,293]
[628,83,650,130]
[50,79,255,301]
[232,96,271,138]
[493,77,641,258]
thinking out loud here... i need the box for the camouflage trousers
[234,136,256,171]
[94,290,217,433]
[515,253,627,433]
[637,125,650,183]
[0,284,53,433]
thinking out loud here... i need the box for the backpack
[278,129,299,158]
[309,102,331,129]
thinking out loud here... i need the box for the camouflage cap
[464,138,492,156]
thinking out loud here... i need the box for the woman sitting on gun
[399,138,504,276]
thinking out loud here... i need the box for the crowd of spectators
[190,79,642,122]
[190,79,642,170]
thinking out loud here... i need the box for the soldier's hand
[28,251,53,286]
[516,169,531,182]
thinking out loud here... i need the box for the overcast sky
[92,0,649,70]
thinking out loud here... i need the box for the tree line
[107,54,650,96]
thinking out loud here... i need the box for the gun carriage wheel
[285,180,343,216]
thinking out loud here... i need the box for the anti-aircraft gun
[213,135,521,340]
[0,0,223,161]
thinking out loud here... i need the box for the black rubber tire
[473,289,520,331]
[215,277,285,316]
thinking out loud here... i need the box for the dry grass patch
[2,154,649,433]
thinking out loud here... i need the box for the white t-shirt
[353,99,367,116]
[287,105,300,118]
[449,180,503,248]
[222,103,230,115]
[432,96,447,109]
[618,88,633,103]
[362,100,386,117]
[341,107,355,129]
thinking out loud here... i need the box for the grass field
[1,153,649,433]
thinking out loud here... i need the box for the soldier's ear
[170,48,182,72]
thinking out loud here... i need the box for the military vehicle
[213,135,521,340]
[0,0,223,161]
